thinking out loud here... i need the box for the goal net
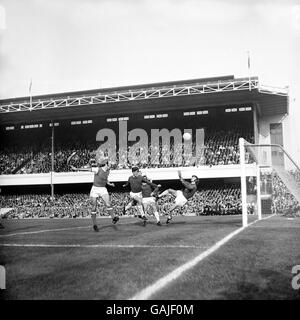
[239,138,300,226]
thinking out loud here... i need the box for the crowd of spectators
[0,147,35,174]
[202,126,253,166]
[271,171,300,216]
[3,171,299,219]
[0,185,242,219]
[0,126,254,174]
[0,193,90,218]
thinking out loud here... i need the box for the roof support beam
[0,79,288,114]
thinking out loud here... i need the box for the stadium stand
[0,125,254,174]
[271,171,300,215]
[0,184,242,219]
[0,98,261,218]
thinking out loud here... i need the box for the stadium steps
[273,165,300,204]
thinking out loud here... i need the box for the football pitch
[0,214,300,300]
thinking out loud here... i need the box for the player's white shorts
[130,191,142,199]
[175,190,188,207]
[142,197,156,205]
[90,186,108,198]
[142,197,157,212]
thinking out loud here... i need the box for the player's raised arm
[67,151,93,172]
[180,178,195,190]
[142,177,158,189]
[178,171,195,190]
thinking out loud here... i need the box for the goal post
[239,138,262,227]
[239,138,248,227]
[256,163,262,221]
[239,138,300,227]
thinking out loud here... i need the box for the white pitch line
[0,243,206,249]
[0,226,91,237]
[0,220,139,238]
[129,214,276,300]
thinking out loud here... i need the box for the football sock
[154,211,160,223]
[137,205,145,216]
[107,207,114,218]
[91,212,97,226]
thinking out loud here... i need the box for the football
[183,132,192,141]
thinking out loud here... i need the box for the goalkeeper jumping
[158,170,199,224]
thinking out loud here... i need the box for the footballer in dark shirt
[158,170,199,224]
[122,167,157,225]
[68,153,119,232]
[141,175,162,226]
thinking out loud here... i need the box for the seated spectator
[0,125,254,174]
[0,185,242,219]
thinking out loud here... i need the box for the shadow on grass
[218,268,300,300]
[99,224,119,231]
[99,221,148,230]
[164,221,187,226]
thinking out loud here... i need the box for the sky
[0,0,300,161]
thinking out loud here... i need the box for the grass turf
[153,215,300,300]
[0,214,299,300]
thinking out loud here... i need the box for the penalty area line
[0,243,207,249]
[0,226,91,237]
[129,214,276,300]
[0,220,139,238]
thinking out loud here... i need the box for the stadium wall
[258,114,287,146]
[0,164,257,186]
[282,93,300,167]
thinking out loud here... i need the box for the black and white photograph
[0,0,300,305]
